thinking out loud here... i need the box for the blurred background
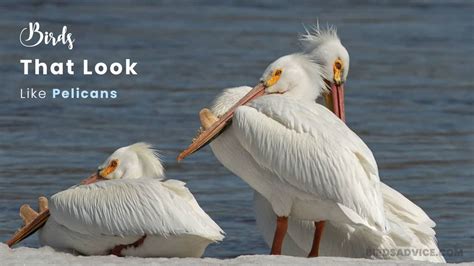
[0,0,472,262]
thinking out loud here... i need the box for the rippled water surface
[0,0,472,263]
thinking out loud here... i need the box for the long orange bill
[5,209,50,247]
[177,82,266,161]
[330,83,345,122]
[80,172,106,185]
[6,171,105,247]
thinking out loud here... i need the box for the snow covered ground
[1,244,471,266]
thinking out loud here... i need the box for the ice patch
[0,243,469,265]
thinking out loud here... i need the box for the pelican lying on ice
[179,28,444,262]
[16,143,224,257]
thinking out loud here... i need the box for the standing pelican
[178,29,390,257]
[209,86,444,262]
[11,143,224,257]
[179,28,444,262]
[196,28,443,262]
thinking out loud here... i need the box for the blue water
[0,0,472,263]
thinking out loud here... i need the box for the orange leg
[270,216,288,255]
[110,234,147,257]
[308,221,325,257]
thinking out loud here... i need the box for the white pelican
[179,28,444,262]
[178,30,389,257]
[13,143,224,257]
[210,86,445,262]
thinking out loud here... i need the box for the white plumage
[232,95,387,232]
[39,143,224,257]
[206,27,444,262]
[254,184,444,261]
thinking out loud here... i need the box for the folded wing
[233,95,387,232]
[49,179,224,241]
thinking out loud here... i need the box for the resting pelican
[179,28,444,262]
[14,143,224,257]
[178,29,389,257]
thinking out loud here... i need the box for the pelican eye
[99,159,119,177]
[333,59,343,85]
[264,68,283,87]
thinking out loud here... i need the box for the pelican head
[260,54,325,101]
[300,26,349,86]
[81,142,164,185]
[300,25,349,120]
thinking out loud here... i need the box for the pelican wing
[49,179,224,241]
[233,95,387,232]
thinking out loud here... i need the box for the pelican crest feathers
[300,24,340,53]
[126,142,165,179]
